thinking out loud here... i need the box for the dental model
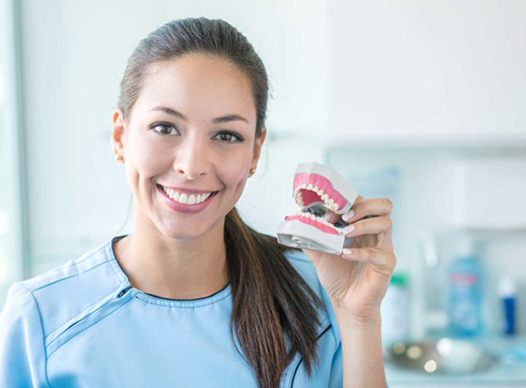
[277,162,359,255]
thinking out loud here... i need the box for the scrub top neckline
[106,234,232,308]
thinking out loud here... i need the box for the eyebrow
[150,106,249,124]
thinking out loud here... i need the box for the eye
[213,131,244,143]
[151,122,179,136]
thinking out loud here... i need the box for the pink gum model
[277,162,359,255]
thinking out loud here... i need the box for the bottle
[381,272,410,345]
[418,231,448,338]
[498,274,517,336]
[447,238,484,337]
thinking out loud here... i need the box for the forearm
[335,309,387,388]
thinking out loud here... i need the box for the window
[0,0,25,306]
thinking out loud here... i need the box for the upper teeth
[161,186,212,205]
[294,183,339,211]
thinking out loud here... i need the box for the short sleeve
[0,282,49,387]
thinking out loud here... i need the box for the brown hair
[118,18,322,387]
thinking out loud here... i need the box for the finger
[341,216,392,238]
[341,247,396,269]
[342,197,393,223]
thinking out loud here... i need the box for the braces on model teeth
[277,162,359,255]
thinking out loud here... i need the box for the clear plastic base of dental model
[277,219,345,255]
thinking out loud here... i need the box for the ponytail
[224,208,322,387]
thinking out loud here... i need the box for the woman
[0,18,395,387]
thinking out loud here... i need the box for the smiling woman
[0,17,393,388]
[0,18,341,388]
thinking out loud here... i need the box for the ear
[111,108,126,157]
[251,128,267,170]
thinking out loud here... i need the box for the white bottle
[381,272,410,346]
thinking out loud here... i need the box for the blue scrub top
[0,235,344,387]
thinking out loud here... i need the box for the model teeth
[294,190,305,207]
[161,186,212,205]
[295,183,340,211]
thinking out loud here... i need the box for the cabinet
[327,1,526,139]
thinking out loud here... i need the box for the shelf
[451,226,526,239]
[267,130,526,154]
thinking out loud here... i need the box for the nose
[173,135,210,180]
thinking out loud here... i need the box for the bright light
[437,338,453,356]
[424,360,437,373]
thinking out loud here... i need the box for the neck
[114,215,229,300]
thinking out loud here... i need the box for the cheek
[219,157,251,192]
[127,133,171,181]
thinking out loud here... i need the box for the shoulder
[0,282,41,331]
[0,282,49,387]
[4,238,124,339]
[282,249,341,344]
[0,239,122,387]
[22,240,113,292]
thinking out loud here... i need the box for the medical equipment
[277,162,359,255]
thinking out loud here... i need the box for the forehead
[133,53,256,122]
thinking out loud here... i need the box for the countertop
[384,335,526,388]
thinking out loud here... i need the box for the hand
[303,196,396,323]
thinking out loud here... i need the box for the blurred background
[1,1,525,386]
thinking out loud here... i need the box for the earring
[115,154,124,163]
[249,167,256,177]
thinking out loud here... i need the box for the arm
[0,282,49,387]
[334,310,386,388]
[305,196,395,388]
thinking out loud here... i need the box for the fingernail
[342,224,355,234]
[342,210,355,222]
[342,248,352,256]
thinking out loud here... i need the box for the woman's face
[111,53,266,241]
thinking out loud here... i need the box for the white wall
[329,0,526,137]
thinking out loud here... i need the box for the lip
[157,184,219,213]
